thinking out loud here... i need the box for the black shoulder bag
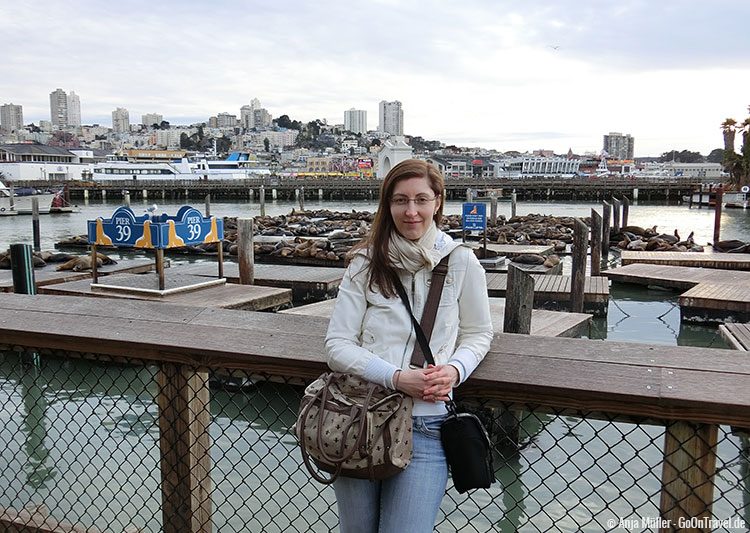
[394,254,495,494]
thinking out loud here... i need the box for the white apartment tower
[344,108,367,134]
[142,113,163,127]
[378,100,403,135]
[0,103,24,133]
[49,88,68,128]
[67,91,81,126]
[603,132,635,160]
[112,107,130,133]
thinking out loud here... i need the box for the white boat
[0,181,57,215]
[682,187,748,209]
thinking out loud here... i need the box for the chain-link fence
[0,347,748,532]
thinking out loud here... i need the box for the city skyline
[2,0,749,156]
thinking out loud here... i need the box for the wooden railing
[0,293,748,532]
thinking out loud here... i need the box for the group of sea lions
[0,250,117,271]
[610,226,704,252]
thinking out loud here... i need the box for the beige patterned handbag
[296,372,413,484]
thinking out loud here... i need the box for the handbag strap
[394,254,451,367]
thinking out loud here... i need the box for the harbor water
[1,198,749,531]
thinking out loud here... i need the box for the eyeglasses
[389,195,438,207]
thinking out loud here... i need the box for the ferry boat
[0,181,57,215]
[92,152,271,182]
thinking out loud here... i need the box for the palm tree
[720,118,737,153]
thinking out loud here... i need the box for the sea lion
[511,254,546,265]
[55,253,117,272]
[542,254,560,268]
[712,239,749,253]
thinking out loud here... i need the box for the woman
[325,159,493,532]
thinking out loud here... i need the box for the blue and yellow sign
[87,206,223,249]
[462,202,486,231]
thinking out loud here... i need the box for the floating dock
[620,250,750,270]
[0,259,156,293]
[174,262,345,303]
[475,243,555,257]
[484,273,609,316]
[606,264,750,323]
[38,272,291,311]
[719,323,750,351]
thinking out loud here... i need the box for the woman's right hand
[394,369,429,399]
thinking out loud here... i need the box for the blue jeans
[334,415,448,533]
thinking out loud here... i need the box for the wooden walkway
[485,272,609,316]
[282,297,592,338]
[621,250,750,270]
[37,272,291,311]
[719,323,750,351]
[606,264,750,323]
[0,259,155,292]
[174,262,345,302]
[479,243,554,257]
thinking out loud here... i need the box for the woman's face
[389,176,441,241]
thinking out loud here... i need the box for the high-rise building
[603,132,635,160]
[67,91,81,126]
[112,107,130,133]
[50,88,68,128]
[241,99,263,129]
[344,108,367,134]
[378,101,403,135]
[253,108,272,129]
[216,112,238,128]
[142,113,163,127]
[0,103,24,133]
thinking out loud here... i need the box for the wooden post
[490,194,498,225]
[713,186,723,244]
[217,240,224,279]
[124,191,131,207]
[602,201,611,261]
[91,244,98,284]
[590,209,602,276]
[9,183,15,211]
[31,198,41,252]
[237,218,254,284]
[10,243,36,295]
[570,218,587,313]
[205,194,211,217]
[511,191,517,219]
[503,264,534,334]
[612,198,621,234]
[698,185,704,209]
[466,188,473,202]
[260,185,266,217]
[659,421,718,532]
[156,248,165,291]
[622,196,630,228]
[299,186,305,211]
[158,363,213,533]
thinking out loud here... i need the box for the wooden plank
[37,277,291,311]
[719,324,750,351]
[0,506,105,533]
[176,262,345,288]
[504,264,534,334]
[621,250,750,270]
[475,243,554,257]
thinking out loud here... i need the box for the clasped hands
[394,364,459,402]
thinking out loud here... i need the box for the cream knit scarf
[387,222,442,273]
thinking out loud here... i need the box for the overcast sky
[2,0,749,156]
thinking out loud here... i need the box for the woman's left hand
[421,364,459,402]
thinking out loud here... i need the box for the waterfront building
[0,144,93,180]
[644,162,723,180]
[0,103,24,133]
[344,108,367,135]
[67,91,81,127]
[377,136,412,178]
[427,156,495,178]
[494,156,581,178]
[49,89,68,128]
[378,100,403,135]
[141,113,163,128]
[112,108,130,133]
[603,132,634,160]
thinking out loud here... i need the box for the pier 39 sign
[462,202,487,231]
[87,206,222,249]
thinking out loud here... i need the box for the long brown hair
[353,159,445,298]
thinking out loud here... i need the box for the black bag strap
[394,254,451,367]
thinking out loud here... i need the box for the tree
[721,118,737,153]
[160,120,170,130]
[706,148,724,163]
[264,138,270,152]
[720,110,750,188]
[659,150,704,163]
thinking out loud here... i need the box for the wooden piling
[91,244,98,285]
[503,264,534,334]
[205,194,211,217]
[237,218,255,285]
[260,186,266,217]
[659,421,718,533]
[9,183,15,211]
[570,218,587,313]
[31,198,40,252]
[622,196,630,228]
[602,201,611,260]
[511,191,517,219]
[158,364,213,533]
[490,194,498,225]
[713,186,723,244]
[124,191,131,207]
[590,209,603,276]
[299,186,305,211]
[612,198,621,234]
[10,243,36,295]
[156,249,165,291]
